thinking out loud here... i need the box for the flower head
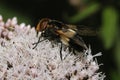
[0,15,105,80]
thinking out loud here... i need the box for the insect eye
[40,22,48,31]
[36,18,50,32]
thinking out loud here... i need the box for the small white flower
[5,19,11,27]
[11,17,17,26]
[0,22,4,27]
[20,23,26,29]
[0,15,3,21]
[7,31,15,39]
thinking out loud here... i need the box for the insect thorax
[41,27,60,42]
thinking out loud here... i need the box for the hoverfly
[33,18,98,60]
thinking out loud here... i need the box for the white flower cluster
[0,15,105,80]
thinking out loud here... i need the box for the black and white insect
[33,18,98,60]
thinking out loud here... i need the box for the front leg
[32,35,46,49]
[32,35,41,49]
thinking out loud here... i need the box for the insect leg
[32,35,46,49]
[60,42,63,60]
[68,46,76,55]
[72,49,76,55]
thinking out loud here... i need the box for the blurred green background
[0,0,119,80]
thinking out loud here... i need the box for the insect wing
[66,25,98,36]
[56,29,87,50]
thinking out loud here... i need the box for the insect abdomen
[69,34,87,51]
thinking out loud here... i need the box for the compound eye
[36,18,50,32]
[40,20,48,30]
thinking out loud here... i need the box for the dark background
[0,0,119,80]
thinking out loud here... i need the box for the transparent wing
[66,25,98,36]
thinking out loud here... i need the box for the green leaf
[115,37,120,71]
[100,7,118,49]
[65,3,100,23]
[111,71,120,80]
